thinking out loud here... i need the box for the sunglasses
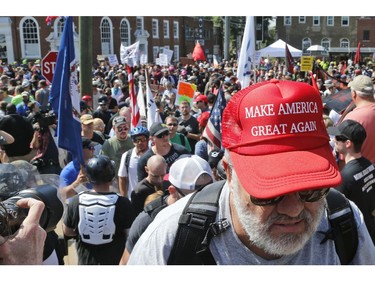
[117,126,129,132]
[155,131,169,138]
[250,188,330,206]
[167,123,178,127]
[133,137,147,143]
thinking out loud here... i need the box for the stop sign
[41,51,58,84]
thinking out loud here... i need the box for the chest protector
[78,192,118,245]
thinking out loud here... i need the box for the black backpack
[167,180,358,265]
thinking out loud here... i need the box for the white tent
[258,39,302,58]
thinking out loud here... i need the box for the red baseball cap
[194,94,208,104]
[222,79,341,199]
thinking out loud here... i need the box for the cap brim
[230,144,341,199]
[153,128,169,136]
[327,126,341,136]
[0,130,14,145]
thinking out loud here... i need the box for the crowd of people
[0,54,375,265]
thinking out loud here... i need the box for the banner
[120,41,139,67]
[237,16,256,88]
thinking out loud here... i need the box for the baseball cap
[98,95,108,105]
[21,91,29,97]
[168,155,214,190]
[194,94,208,103]
[208,149,224,169]
[112,116,127,127]
[222,79,341,199]
[80,114,94,125]
[82,137,98,149]
[348,75,374,95]
[149,122,168,137]
[327,119,367,143]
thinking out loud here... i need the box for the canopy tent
[258,39,302,58]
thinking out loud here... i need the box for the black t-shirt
[336,157,375,243]
[0,114,34,156]
[137,143,191,182]
[63,191,136,265]
[178,115,200,153]
[130,178,159,215]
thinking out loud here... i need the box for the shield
[322,88,352,113]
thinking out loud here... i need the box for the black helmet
[85,155,115,184]
[98,95,108,105]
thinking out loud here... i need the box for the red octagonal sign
[41,51,58,84]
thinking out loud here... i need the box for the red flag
[192,42,206,61]
[285,44,294,74]
[45,16,58,26]
[354,42,361,64]
[127,65,140,130]
[340,61,347,75]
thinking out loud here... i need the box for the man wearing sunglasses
[100,116,134,176]
[128,80,375,265]
[328,119,375,244]
[137,122,190,182]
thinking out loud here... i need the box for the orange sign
[177,81,196,105]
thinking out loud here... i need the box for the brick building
[275,16,375,61]
[0,16,219,65]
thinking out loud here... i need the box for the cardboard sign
[301,56,313,72]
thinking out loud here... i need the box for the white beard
[231,172,325,257]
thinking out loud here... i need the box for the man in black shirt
[329,119,375,244]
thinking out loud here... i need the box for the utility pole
[224,16,230,61]
[79,16,93,98]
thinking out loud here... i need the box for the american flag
[127,65,140,129]
[202,86,226,151]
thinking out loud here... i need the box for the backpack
[167,181,358,265]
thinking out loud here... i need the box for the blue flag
[49,17,83,165]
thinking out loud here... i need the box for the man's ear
[168,186,179,198]
[145,165,149,174]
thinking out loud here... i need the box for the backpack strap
[124,148,134,175]
[322,188,358,265]
[167,180,229,265]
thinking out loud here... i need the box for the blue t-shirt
[59,160,93,190]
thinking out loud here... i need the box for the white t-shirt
[118,148,139,198]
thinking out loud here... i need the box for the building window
[173,21,179,39]
[302,37,311,53]
[100,17,113,55]
[340,38,350,48]
[363,30,370,41]
[313,16,320,26]
[136,17,144,31]
[341,17,349,26]
[284,17,291,26]
[174,45,179,62]
[327,16,334,26]
[163,20,170,39]
[299,17,306,23]
[152,19,159,39]
[20,17,41,59]
[321,38,330,50]
[120,18,130,47]
[185,27,194,41]
[54,17,65,38]
[153,46,159,62]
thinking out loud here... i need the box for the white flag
[237,16,255,89]
[120,41,140,67]
[145,70,159,130]
[137,81,146,118]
